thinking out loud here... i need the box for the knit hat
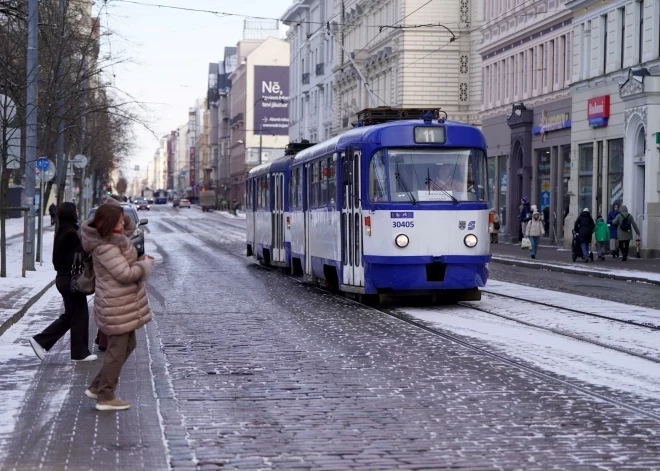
[521,196,528,203]
[583,208,590,212]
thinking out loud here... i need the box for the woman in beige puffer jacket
[81,201,154,411]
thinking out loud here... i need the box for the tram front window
[380,149,487,203]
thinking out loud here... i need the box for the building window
[562,146,571,219]
[498,155,508,228]
[533,47,538,89]
[602,14,608,73]
[554,39,559,84]
[543,43,548,87]
[608,138,624,206]
[505,59,510,99]
[578,144,594,212]
[524,50,528,93]
[638,0,644,63]
[583,21,592,79]
[565,32,571,81]
[514,55,519,95]
[497,62,501,101]
[619,7,626,67]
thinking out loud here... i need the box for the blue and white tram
[247,109,491,300]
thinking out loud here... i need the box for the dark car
[87,203,148,257]
[134,198,150,211]
[155,196,167,204]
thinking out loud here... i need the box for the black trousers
[33,275,91,360]
[619,240,631,259]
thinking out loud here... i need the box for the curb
[0,280,57,337]
[491,256,660,286]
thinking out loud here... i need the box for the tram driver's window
[369,151,387,202]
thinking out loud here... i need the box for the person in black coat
[28,202,97,362]
[573,207,595,262]
[48,203,57,226]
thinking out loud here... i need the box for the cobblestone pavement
[0,293,168,470]
[145,208,660,470]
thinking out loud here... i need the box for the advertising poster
[253,66,289,136]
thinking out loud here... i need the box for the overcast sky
[97,0,293,177]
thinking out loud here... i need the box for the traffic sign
[36,157,49,170]
[541,191,550,208]
[84,177,92,186]
[73,154,88,169]
[36,165,55,182]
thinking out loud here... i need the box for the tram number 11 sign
[414,127,446,144]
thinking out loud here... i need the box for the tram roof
[292,119,486,166]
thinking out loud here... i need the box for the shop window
[498,155,508,228]
[578,144,594,212]
[562,146,571,221]
[608,138,623,206]
[537,148,551,215]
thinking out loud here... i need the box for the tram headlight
[464,234,478,248]
[395,234,409,248]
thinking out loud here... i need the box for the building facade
[331,0,483,133]
[282,0,335,142]
[565,0,660,257]
[229,37,290,207]
[480,0,574,242]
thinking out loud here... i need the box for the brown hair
[93,204,123,238]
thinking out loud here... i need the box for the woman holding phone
[81,199,154,411]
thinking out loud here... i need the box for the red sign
[189,147,196,187]
[587,96,610,127]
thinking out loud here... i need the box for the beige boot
[96,398,131,411]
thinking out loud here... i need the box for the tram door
[341,150,364,288]
[304,164,312,277]
[272,173,285,263]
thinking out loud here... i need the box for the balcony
[302,73,310,85]
[315,63,324,76]
[229,113,244,126]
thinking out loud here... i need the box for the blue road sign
[36,157,49,170]
[541,190,550,208]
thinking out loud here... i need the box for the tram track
[481,289,660,331]
[150,212,660,424]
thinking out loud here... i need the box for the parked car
[134,198,150,211]
[173,198,181,208]
[87,203,148,257]
[179,198,191,208]
[155,196,167,204]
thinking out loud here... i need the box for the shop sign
[532,110,571,142]
[587,96,610,128]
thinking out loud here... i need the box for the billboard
[253,66,289,136]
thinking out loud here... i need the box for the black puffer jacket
[574,211,595,244]
[52,221,83,274]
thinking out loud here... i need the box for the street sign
[73,154,88,169]
[82,188,93,198]
[541,191,550,208]
[36,157,49,170]
[36,165,55,182]
[84,177,92,186]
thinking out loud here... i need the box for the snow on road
[401,299,660,402]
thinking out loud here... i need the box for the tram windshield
[369,148,488,203]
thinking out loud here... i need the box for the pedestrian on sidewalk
[574,208,595,262]
[81,202,154,411]
[612,205,641,262]
[48,203,57,226]
[607,203,620,258]
[28,202,97,363]
[488,209,500,244]
[594,215,609,261]
[519,197,531,241]
[524,210,545,259]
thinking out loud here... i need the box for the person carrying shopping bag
[524,210,545,259]
[28,202,97,362]
[81,201,154,411]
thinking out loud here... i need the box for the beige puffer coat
[81,216,153,335]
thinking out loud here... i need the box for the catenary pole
[55,0,65,209]
[24,0,39,271]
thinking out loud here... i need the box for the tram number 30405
[392,221,415,228]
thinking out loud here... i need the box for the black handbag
[71,252,95,295]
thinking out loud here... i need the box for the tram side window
[247,181,252,210]
[469,150,488,201]
[310,162,318,207]
[369,151,388,202]
[328,156,336,206]
[320,159,328,205]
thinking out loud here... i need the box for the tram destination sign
[414,127,446,144]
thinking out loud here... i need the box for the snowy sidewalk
[0,225,57,336]
[0,288,169,470]
[490,242,660,285]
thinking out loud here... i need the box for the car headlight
[395,234,409,248]
[464,234,478,247]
